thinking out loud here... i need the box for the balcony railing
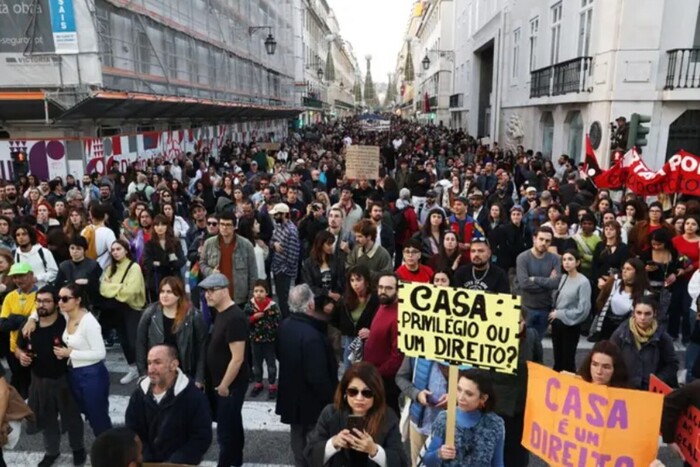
[449,93,463,108]
[665,48,700,89]
[530,56,592,98]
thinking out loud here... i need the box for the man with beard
[516,227,562,340]
[3,184,27,217]
[16,286,86,467]
[453,238,509,293]
[326,207,353,266]
[125,344,212,465]
[363,273,404,415]
[368,201,395,258]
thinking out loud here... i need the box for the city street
[4,338,687,466]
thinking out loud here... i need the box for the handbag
[99,261,135,299]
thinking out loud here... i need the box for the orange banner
[649,375,700,466]
[523,362,664,467]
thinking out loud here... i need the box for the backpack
[392,206,407,239]
[16,248,47,272]
[133,185,149,203]
[81,225,98,260]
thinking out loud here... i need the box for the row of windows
[511,0,594,80]
[95,2,293,103]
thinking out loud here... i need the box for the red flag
[423,92,430,113]
[584,134,602,177]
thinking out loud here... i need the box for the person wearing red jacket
[363,273,404,415]
[448,196,485,261]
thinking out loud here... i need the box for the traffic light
[10,151,28,176]
[626,113,651,151]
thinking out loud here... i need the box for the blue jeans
[68,362,112,437]
[526,309,549,341]
[216,383,246,467]
[341,335,353,371]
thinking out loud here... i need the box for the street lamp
[249,26,277,55]
[339,80,344,90]
[317,68,324,81]
[422,55,430,70]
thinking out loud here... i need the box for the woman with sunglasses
[424,369,505,467]
[25,283,112,436]
[305,362,408,467]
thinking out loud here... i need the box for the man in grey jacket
[515,226,561,340]
[199,211,258,305]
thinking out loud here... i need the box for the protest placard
[649,374,700,466]
[523,362,664,467]
[397,282,521,374]
[259,142,281,151]
[345,145,380,180]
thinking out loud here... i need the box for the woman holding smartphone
[305,362,408,467]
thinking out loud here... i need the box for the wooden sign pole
[444,365,460,447]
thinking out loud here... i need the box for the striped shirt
[271,221,300,278]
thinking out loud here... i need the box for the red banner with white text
[595,149,700,196]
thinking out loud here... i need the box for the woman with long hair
[417,208,447,264]
[302,231,345,311]
[215,175,235,200]
[25,187,42,216]
[143,215,185,302]
[99,239,146,385]
[591,257,650,341]
[424,369,505,466]
[305,362,408,467]
[330,265,379,369]
[0,216,15,253]
[549,250,592,372]
[640,229,684,334]
[578,340,630,387]
[135,276,207,386]
[36,283,113,436]
[122,197,147,243]
[430,231,464,273]
[593,220,629,292]
[130,208,154,266]
[672,215,700,343]
[483,203,505,237]
[617,200,645,237]
[160,202,188,256]
[611,297,679,389]
[54,199,67,226]
[64,208,88,239]
[35,200,60,233]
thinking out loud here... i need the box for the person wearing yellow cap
[0,262,37,398]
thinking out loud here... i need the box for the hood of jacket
[139,367,190,397]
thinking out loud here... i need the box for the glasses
[346,387,374,399]
[58,296,75,303]
[207,221,219,226]
[204,287,226,294]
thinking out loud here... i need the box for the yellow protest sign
[345,145,380,180]
[397,282,521,374]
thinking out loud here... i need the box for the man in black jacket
[276,284,338,467]
[125,344,212,466]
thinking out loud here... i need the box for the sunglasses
[207,221,219,226]
[58,296,75,303]
[346,387,374,399]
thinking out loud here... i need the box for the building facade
[294,0,359,126]
[397,0,700,170]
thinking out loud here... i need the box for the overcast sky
[327,0,415,83]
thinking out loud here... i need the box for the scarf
[253,297,272,312]
[629,318,658,350]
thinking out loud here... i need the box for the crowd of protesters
[0,116,695,466]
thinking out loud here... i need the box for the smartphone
[346,415,366,436]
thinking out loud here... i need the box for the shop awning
[0,91,64,121]
[54,90,302,121]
